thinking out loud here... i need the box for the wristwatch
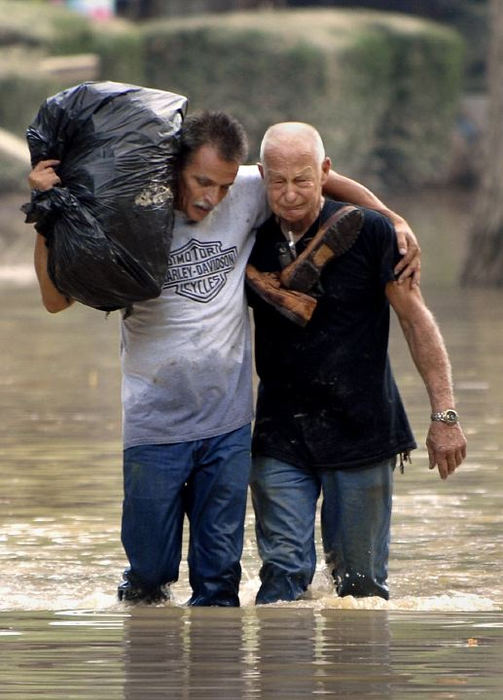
[431,409,459,425]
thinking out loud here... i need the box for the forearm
[388,284,466,478]
[324,171,397,218]
[401,311,467,479]
[34,233,73,313]
[397,301,455,411]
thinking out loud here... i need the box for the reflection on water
[1,187,502,695]
[2,608,503,698]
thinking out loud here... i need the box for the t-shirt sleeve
[362,209,402,288]
[235,165,270,228]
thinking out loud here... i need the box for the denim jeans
[250,456,394,604]
[121,424,251,606]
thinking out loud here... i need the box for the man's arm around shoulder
[323,170,421,284]
[386,281,466,480]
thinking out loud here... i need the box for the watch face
[445,409,458,423]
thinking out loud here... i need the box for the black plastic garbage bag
[22,81,188,311]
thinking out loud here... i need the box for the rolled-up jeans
[121,424,251,606]
[250,455,394,604]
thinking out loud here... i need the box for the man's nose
[205,186,224,206]
[283,183,298,202]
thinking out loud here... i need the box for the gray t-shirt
[121,165,269,448]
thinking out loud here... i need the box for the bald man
[247,122,467,605]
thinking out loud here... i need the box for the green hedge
[0,5,464,190]
[345,18,465,186]
[0,71,66,139]
[0,0,97,140]
[0,0,94,52]
[132,10,464,187]
[0,152,29,193]
[94,24,145,86]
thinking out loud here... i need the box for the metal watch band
[431,409,459,424]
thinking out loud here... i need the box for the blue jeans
[121,424,251,606]
[250,456,394,604]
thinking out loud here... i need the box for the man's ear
[320,156,331,183]
[257,162,265,180]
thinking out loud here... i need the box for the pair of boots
[246,205,363,326]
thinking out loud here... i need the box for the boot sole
[281,207,364,292]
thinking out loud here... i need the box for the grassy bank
[0,4,464,192]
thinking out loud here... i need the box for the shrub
[0,6,464,189]
[136,9,463,185]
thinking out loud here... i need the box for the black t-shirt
[248,200,416,470]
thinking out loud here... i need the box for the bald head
[258,122,331,234]
[259,122,326,169]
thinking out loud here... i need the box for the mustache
[194,200,214,212]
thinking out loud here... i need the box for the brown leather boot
[246,264,317,326]
[280,205,364,292]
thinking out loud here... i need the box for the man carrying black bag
[29,106,421,606]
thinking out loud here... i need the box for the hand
[393,218,421,286]
[426,421,467,480]
[28,159,61,191]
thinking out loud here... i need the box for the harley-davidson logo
[163,238,238,302]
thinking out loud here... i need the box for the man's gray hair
[260,122,326,166]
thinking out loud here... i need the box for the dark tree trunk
[461,0,503,285]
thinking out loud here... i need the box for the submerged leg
[251,456,320,604]
[321,459,394,600]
